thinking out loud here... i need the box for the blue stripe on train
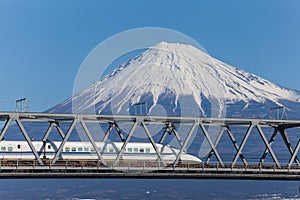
[0,152,175,156]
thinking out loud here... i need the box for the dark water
[0,179,300,200]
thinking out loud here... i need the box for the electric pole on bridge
[15,98,30,112]
[133,102,148,115]
[270,106,287,120]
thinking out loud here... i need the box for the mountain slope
[48,42,300,118]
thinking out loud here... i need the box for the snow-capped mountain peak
[48,42,300,117]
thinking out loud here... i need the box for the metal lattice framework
[0,112,300,169]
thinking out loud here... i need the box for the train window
[109,148,114,152]
[8,147,13,152]
[48,145,51,149]
[90,148,95,152]
[84,147,89,152]
[65,147,70,152]
[134,148,138,153]
[127,148,132,153]
[146,148,150,153]
[1,147,6,151]
[71,147,76,152]
[139,148,144,153]
[17,144,21,149]
[78,147,83,152]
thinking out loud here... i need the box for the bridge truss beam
[0,112,300,171]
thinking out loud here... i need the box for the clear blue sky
[0,0,300,112]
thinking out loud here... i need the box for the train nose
[183,154,202,163]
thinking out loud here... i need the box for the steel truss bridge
[0,112,300,180]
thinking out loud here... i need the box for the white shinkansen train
[0,141,202,164]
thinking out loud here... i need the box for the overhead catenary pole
[15,98,30,112]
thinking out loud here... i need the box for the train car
[0,140,201,164]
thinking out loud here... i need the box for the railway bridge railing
[0,111,300,179]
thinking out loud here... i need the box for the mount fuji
[48,42,300,119]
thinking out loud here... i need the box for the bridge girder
[0,112,300,170]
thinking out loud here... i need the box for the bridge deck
[0,159,300,180]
